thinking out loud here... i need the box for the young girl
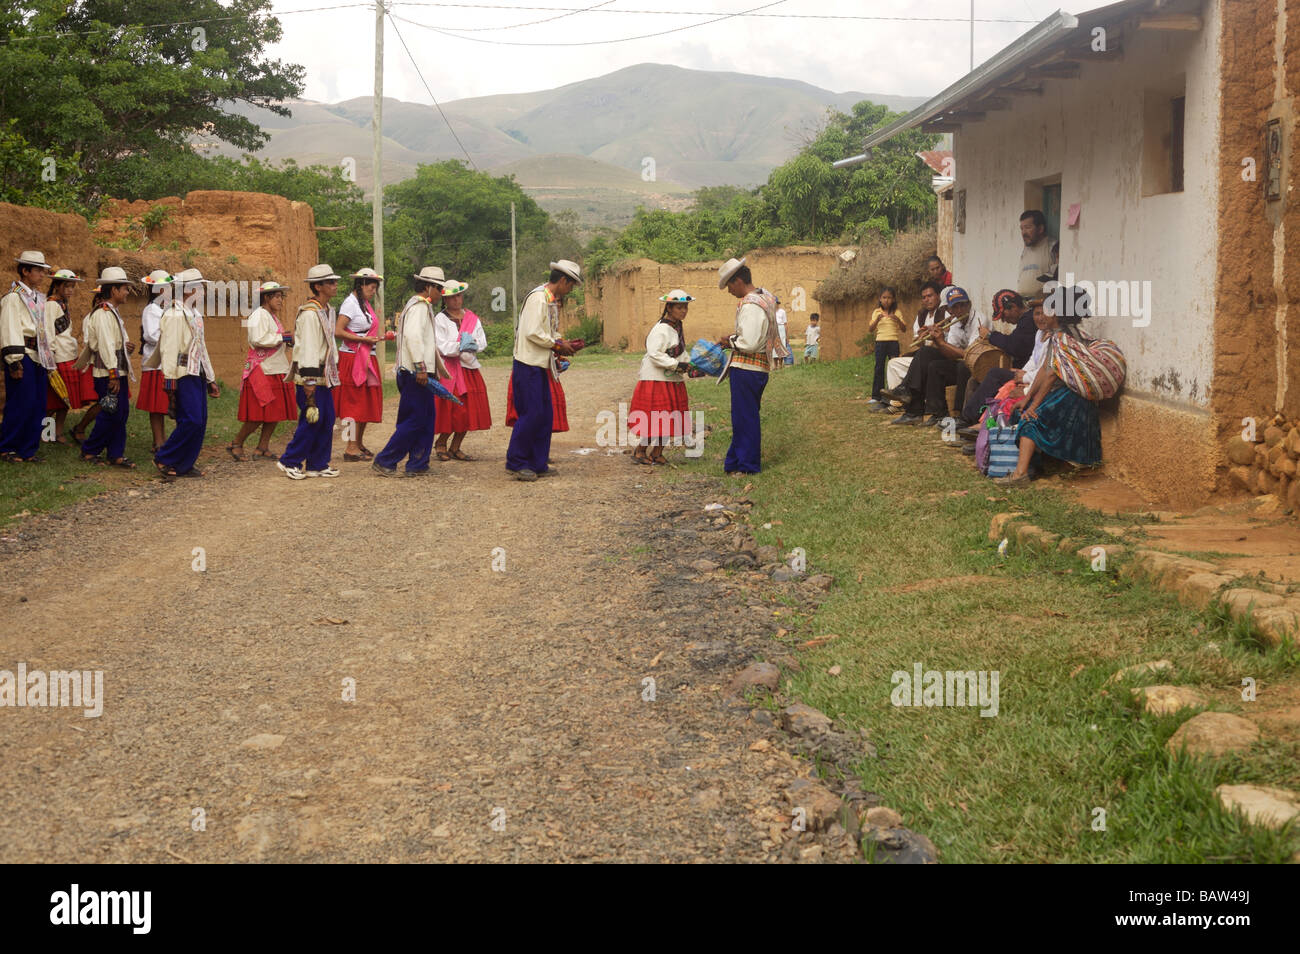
[630,289,693,465]
[335,268,384,461]
[74,268,136,468]
[866,286,905,409]
[230,281,296,460]
[43,268,86,444]
[135,270,173,453]
[432,280,491,461]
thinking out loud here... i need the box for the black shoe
[509,468,539,482]
[961,444,977,456]
[889,413,923,426]
[879,386,908,404]
[957,425,980,440]
[921,415,943,427]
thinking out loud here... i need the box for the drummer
[629,289,694,465]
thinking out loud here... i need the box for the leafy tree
[0,0,303,202]
[0,120,87,214]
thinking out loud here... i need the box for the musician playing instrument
[885,285,988,426]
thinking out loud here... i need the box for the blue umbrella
[424,377,464,405]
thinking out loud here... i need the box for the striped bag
[1049,332,1126,401]
[985,420,1020,478]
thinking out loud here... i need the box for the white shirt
[912,307,944,338]
[45,300,79,363]
[0,281,43,364]
[396,295,447,377]
[337,293,373,353]
[1022,329,1051,387]
[140,300,164,363]
[945,308,991,351]
[638,320,687,382]
[245,307,290,376]
[434,310,487,371]
[513,285,560,368]
[805,325,821,345]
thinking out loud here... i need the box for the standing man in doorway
[1017,210,1053,301]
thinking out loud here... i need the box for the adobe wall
[590,246,847,351]
[816,297,921,362]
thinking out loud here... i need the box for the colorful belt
[732,349,770,371]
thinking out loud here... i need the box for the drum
[964,338,1010,384]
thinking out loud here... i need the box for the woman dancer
[432,280,491,461]
[629,289,693,465]
[230,280,296,460]
[335,267,384,461]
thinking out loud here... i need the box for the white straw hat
[659,289,694,303]
[50,268,84,283]
[15,251,51,269]
[550,259,582,284]
[173,267,211,285]
[304,264,342,283]
[413,266,446,286]
[95,266,134,286]
[718,257,747,289]
[352,267,383,282]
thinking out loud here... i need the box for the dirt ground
[0,359,857,863]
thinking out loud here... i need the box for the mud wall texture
[3,192,318,393]
[816,297,921,362]
[589,247,846,351]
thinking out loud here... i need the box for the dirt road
[0,357,853,863]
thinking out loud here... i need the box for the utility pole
[373,0,386,373]
[510,202,518,319]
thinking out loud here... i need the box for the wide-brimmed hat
[940,285,970,309]
[659,289,694,303]
[718,257,747,289]
[143,269,173,286]
[96,266,134,286]
[412,266,446,286]
[50,268,84,283]
[173,267,211,286]
[15,251,51,270]
[258,280,290,295]
[304,264,342,283]
[550,260,582,284]
[441,279,468,296]
[352,267,383,282]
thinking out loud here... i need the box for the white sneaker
[305,467,340,478]
[277,461,307,481]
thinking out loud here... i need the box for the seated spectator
[994,287,1106,485]
[866,287,905,410]
[959,289,1034,425]
[879,281,945,408]
[884,285,988,426]
[926,255,953,288]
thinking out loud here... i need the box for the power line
[391,0,800,47]
[386,13,479,170]
[0,3,373,44]
[440,0,622,33]
[391,2,1039,25]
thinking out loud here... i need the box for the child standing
[803,313,821,362]
[866,287,904,410]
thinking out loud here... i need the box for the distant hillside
[212,63,925,230]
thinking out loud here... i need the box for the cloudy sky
[266,0,1073,104]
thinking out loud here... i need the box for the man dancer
[373,266,446,477]
[505,260,579,482]
[0,251,54,462]
[716,257,778,475]
[279,264,342,480]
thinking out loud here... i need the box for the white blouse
[434,310,488,371]
[337,293,374,353]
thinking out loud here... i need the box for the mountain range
[208,63,925,230]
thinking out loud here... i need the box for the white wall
[951,4,1221,409]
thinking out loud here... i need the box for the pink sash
[242,310,285,407]
[351,298,381,387]
[438,309,480,397]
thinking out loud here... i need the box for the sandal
[252,447,276,460]
[435,450,452,462]
[70,426,87,444]
[226,443,249,462]
[359,447,375,460]
[109,457,136,470]
[17,455,45,463]
[154,460,179,478]
[81,454,105,466]
[178,467,205,478]
[649,456,667,465]
[343,453,364,462]
[450,450,476,461]
[632,454,653,466]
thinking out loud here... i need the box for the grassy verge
[676,357,1299,863]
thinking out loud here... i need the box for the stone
[781,703,833,737]
[754,545,780,564]
[784,778,843,830]
[1109,659,1174,683]
[1014,523,1059,552]
[1176,572,1236,611]
[1228,466,1254,491]
[863,806,903,828]
[1076,542,1127,564]
[690,559,719,573]
[1258,471,1278,495]
[1252,605,1300,647]
[1264,424,1285,447]
[730,661,781,693]
[1271,456,1297,478]
[1225,436,1257,466]
[1288,480,1300,512]
[1287,426,1300,457]
[722,552,756,570]
[749,708,776,728]
[1215,784,1300,829]
[690,788,724,811]
[797,845,825,863]
[239,733,285,750]
[1166,712,1260,757]
[862,827,939,864]
[1219,587,1284,619]
[772,566,803,583]
[1131,685,1209,716]
[1269,440,1289,467]
[1252,493,1283,515]
[988,512,1024,542]
[805,573,835,590]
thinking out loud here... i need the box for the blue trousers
[724,367,767,474]
[280,385,335,471]
[375,370,436,472]
[0,356,48,459]
[82,374,130,461]
[153,375,206,473]
[506,361,552,473]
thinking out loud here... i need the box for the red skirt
[436,367,492,433]
[237,371,297,422]
[335,351,383,422]
[506,371,569,432]
[629,380,690,438]
[78,366,96,406]
[134,368,170,413]
[46,360,86,411]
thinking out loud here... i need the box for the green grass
[673,357,1299,863]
